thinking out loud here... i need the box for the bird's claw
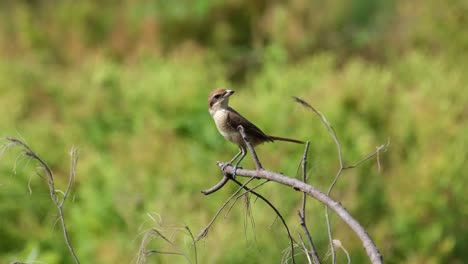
[219,162,242,179]
[231,165,243,178]
[232,165,238,178]
[221,162,231,171]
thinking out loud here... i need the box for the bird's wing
[226,107,273,143]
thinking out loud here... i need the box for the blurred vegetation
[0,0,467,263]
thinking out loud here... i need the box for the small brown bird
[208,88,304,172]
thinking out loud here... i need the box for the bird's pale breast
[212,109,241,145]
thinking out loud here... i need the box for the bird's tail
[269,136,305,144]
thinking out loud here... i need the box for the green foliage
[0,1,467,263]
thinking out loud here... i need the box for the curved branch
[201,174,230,195]
[218,163,383,264]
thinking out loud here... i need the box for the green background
[0,0,467,263]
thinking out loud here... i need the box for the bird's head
[208,88,235,111]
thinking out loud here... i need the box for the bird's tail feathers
[269,136,305,144]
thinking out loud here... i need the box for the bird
[208,88,304,173]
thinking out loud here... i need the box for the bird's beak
[224,90,235,98]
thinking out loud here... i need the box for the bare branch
[201,174,230,195]
[218,164,383,264]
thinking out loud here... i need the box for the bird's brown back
[226,107,274,146]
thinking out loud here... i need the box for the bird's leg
[221,147,246,178]
[237,125,263,170]
[232,150,246,177]
[228,150,243,165]
[221,150,242,171]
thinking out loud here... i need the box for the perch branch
[218,164,383,264]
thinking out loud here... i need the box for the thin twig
[202,171,297,263]
[298,233,313,264]
[145,250,187,256]
[185,226,198,264]
[225,179,269,218]
[4,137,80,264]
[135,216,197,264]
[343,142,389,170]
[61,147,78,207]
[301,142,310,217]
[229,176,297,263]
[196,176,256,241]
[297,141,321,264]
[140,229,193,264]
[332,240,351,264]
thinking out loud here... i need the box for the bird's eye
[214,94,222,99]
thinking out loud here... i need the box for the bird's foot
[220,162,231,172]
[231,165,238,178]
[217,162,242,179]
[231,165,243,179]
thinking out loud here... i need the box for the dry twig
[2,137,80,264]
[297,141,321,264]
[136,227,196,264]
